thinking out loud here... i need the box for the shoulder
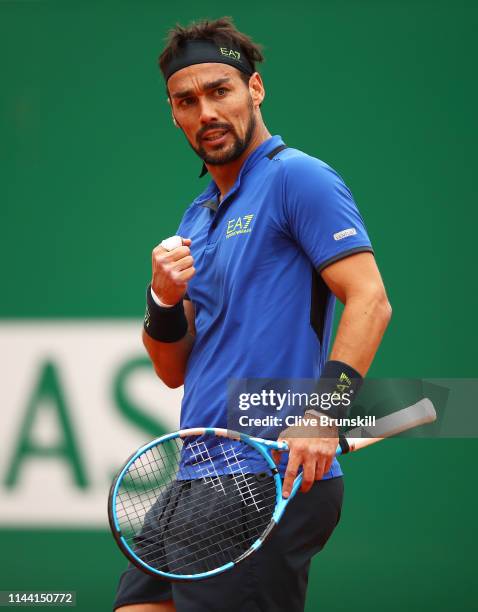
[278,148,352,204]
[280,147,331,172]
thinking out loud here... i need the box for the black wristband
[308,360,363,421]
[143,284,188,343]
[338,435,351,454]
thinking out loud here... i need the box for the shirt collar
[195,135,285,205]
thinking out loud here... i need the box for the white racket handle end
[345,398,437,453]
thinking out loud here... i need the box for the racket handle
[283,399,436,506]
[339,398,436,454]
[336,436,384,455]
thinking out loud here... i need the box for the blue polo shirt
[176,135,373,479]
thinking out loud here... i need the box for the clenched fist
[151,236,195,306]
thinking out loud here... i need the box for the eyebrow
[171,77,232,100]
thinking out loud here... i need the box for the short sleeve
[282,155,373,272]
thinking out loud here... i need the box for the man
[114,16,391,612]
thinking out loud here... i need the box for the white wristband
[150,287,175,308]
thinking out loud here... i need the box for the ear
[167,99,180,128]
[248,72,265,108]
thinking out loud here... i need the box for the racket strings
[116,442,182,536]
[117,479,275,544]
[116,446,265,523]
[128,480,272,527]
[124,475,277,556]
[114,434,278,575]
[116,443,182,531]
[137,506,273,572]
[137,495,276,573]
[131,477,276,556]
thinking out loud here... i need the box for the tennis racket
[108,398,436,581]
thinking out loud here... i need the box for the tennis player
[114,16,392,612]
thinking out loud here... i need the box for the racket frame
[108,427,290,581]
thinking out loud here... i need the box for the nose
[198,97,218,125]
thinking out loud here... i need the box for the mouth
[202,129,229,143]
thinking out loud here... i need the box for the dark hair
[159,16,265,92]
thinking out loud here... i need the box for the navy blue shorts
[113,476,344,612]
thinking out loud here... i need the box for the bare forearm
[143,330,195,388]
[329,291,392,376]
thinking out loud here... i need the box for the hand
[151,237,195,306]
[272,414,339,498]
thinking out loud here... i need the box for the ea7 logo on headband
[219,47,241,61]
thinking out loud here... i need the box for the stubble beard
[193,98,257,166]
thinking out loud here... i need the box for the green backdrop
[1,1,477,610]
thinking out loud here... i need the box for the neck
[206,124,272,201]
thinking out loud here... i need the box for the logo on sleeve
[333,228,357,241]
[226,214,254,239]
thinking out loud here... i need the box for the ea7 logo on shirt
[333,228,357,241]
[226,214,254,239]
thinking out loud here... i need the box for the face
[167,63,264,166]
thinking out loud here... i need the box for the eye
[216,87,228,96]
[179,97,196,107]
